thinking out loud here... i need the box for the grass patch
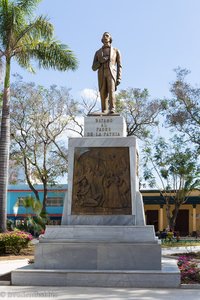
[173,251,200,259]
[161,240,200,248]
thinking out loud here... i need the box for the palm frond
[31,40,78,71]
[0,0,14,47]
[14,16,54,47]
[0,0,78,73]
[16,0,42,16]
[15,51,35,73]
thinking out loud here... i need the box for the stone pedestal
[11,115,180,287]
[84,115,127,137]
[33,225,161,271]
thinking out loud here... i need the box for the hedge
[0,230,33,255]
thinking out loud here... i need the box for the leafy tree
[116,88,163,138]
[75,87,164,139]
[0,0,78,231]
[165,68,200,148]
[65,89,101,136]
[10,79,78,214]
[143,135,200,231]
[9,159,23,184]
[80,89,101,117]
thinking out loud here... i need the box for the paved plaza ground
[0,286,200,300]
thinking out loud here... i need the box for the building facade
[7,185,67,225]
[6,185,200,236]
[143,190,200,236]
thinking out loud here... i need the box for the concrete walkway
[0,259,29,276]
[162,245,200,256]
[0,246,200,299]
[0,286,200,300]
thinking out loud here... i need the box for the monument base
[11,225,180,287]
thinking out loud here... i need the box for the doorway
[175,209,189,236]
[145,210,158,232]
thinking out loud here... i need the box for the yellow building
[142,189,200,236]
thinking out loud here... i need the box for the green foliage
[0,240,5,254]
[143,134,200,230]
[0,0,78,232]
[10,78,78,213]
[116,88,163,138]
[143,135,200,192]
[9,79,79,216]
[15,195,42,213]
[0,230,32,254]
[14,195,46,233]
[161,241,200,248]
[164,67,200,147]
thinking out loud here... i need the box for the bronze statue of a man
[92,32,122,114]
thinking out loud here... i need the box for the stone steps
[11,259,180,288]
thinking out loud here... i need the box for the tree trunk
[169,204,180,231]
[165,196,171,229]
[41,144,47,217]
[0,57,11,232]
[23,156,41,203]
[165,196,180,231]
[41,182,47,217]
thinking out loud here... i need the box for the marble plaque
[84,116,127,137]
[71,147,131,215]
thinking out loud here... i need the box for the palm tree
[14,195,45,233]
[0,0,78,232]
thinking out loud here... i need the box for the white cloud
[80,88,99,101]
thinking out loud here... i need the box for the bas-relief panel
[72,147,132,215]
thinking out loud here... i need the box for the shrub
[178,255,200,284]
[167,231,174,241]
[0,230,33,255]
[0,240,5,254]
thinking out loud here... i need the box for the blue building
[7,184,67,225]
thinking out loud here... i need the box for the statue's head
[101,32,112,44]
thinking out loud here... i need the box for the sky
[10,0,200,102]
[6,0,200,186]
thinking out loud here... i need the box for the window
[46,197,63,207]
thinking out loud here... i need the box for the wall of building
[7,185,67,222]
[144,203,200,235]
